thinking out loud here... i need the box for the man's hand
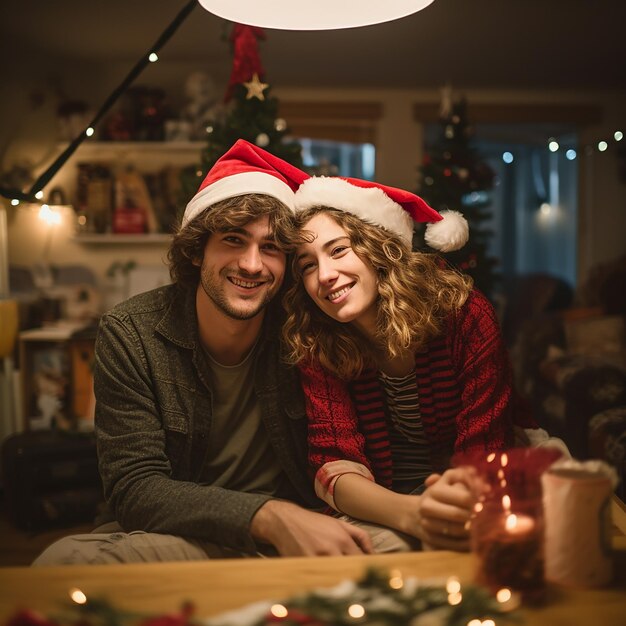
[416,468,476,551]
[250,500,373,556]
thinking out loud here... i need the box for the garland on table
[5,568,520,626]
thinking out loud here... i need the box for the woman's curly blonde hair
[282,206,473,379]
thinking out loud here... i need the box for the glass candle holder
[471,496,545,601]
[455,448,564,603]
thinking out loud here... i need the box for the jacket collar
[155,285,198,350]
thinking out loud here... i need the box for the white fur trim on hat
[183,171,296,226]
[295,177,414,243]
[424,210,469,252]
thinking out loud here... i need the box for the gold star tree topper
[243,73,269,101]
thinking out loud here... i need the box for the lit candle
[471,504,544,600]
[505,513,535,536]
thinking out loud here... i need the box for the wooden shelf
[66,140,206,156]
[73,233,172,244]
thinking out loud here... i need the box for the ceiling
[1,0,625,93]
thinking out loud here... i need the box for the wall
[2,61,626,307]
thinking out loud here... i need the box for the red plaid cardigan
[298,290,535,489]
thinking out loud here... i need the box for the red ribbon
[224,24,266,102]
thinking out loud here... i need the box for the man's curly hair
[168,194,296,292]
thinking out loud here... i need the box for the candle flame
[505,513,518,531]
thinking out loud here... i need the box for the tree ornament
[255,132,270,147]
[244,73,269,101]
[274,118,287,132]
[445,125,455,139]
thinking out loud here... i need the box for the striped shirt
[379,369,433,493]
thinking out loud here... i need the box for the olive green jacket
[94,284,319,553]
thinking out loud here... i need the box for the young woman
[282,176,537,551]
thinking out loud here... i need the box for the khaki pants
[32,517,421,566]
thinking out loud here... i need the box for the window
[299,138,376,179]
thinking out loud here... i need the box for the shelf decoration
[0,0,199,205]
[4,568,520,626]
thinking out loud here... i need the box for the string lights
[500,128,623,164]
[0,0,198,205]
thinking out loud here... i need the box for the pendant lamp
[197,0,436,30]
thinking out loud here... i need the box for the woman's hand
[412,468,476,551]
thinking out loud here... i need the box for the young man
[33,140,374,564]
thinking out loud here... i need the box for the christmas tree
[179,23,303,213]
[416,92,498,298]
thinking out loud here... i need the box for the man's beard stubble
[199,265,277,321]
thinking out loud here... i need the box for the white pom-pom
[424,210,469,252]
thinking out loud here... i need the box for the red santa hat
[294,176,468,252]
[183,139,309,226]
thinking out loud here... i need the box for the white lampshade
[197,0,436,30]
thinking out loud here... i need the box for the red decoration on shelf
[224,24,266,103]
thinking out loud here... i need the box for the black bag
[1,430,103,530]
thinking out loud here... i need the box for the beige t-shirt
[201,343,295,498]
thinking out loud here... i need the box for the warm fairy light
[38,204,62,225]
[502,495,511,511]
[11,199,19,206]
[85,127,95,137]
[615,131,624,141]
[474,502,483,513]
[548,139,559,152]
[446,577,461,594]
[496,588,512,603]
[389,569,404,589]
[500,453,508,467]
[270,604,288,618]
[497,469,504,480]
[500,479,507,488]
[35,190,44,200]
[467,621,482,626]
[149,52,159,62]
[487,452,496,463]
[69,588,87,604]
[566,149,577,160]
[505,513,518,531]
[482,620,496,626]
[348,604,365,618]
[448,591,462,605]
[598,141,608,152]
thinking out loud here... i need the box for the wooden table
[1,499,625,626]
